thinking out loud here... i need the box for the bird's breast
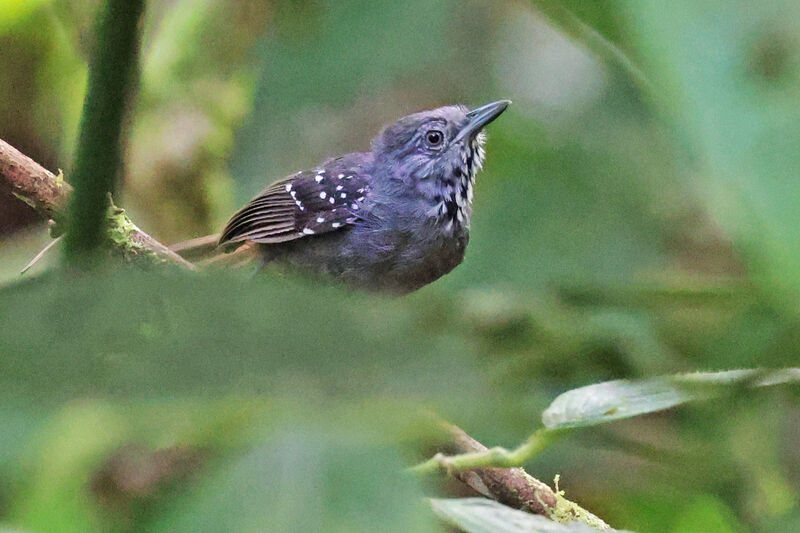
[431,171,475,234]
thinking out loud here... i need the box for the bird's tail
[169,233,221,259]
[169,233,258,269]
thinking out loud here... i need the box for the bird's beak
[455,99,511,142]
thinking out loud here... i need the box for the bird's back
[255,151,470,293]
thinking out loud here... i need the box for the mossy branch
[0,1,193,270]
[0,138,195,270]
[414,423,610,530]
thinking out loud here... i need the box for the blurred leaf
[0,0,50,31]
[12,403,130,533]
[151,421,438,533]
[669,495,744,533]
[623,0,800,308]
[542,368,800,430]
[129,0,270,239]
[5,399,441,533]
[0,269,488,413]
[430,498,627,533]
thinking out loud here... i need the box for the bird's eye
[425,130,444,147]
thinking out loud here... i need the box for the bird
[215,100,510,294]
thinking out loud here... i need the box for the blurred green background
[1,0,799,531]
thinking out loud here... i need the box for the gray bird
[218,100,510,294]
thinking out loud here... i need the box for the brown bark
[0,137,194,269]
[0,139,72,221]
[444,424,558,516]
[434,423,611,529]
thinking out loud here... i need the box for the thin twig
[20,236,62,275]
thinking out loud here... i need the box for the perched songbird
[218,100,510,294]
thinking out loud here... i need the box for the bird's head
[371,100,510,227]
[373,100,510,182]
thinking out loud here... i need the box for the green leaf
[0,269,484,407]
[430,498,628,533]
[0,0,50,31]
[151,421,438,533]
[669,495,744,533]
[623,0,800,307]
[11,403,131,533]
[542,368,800,430]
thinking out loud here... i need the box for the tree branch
[0,138,195,270]
[420,423,611,530]
[0,139,71,222]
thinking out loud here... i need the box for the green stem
[411,428,563,475]
[532,0,653,95]
[63,0,146,265]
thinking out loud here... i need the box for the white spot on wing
[285,183,292,192]
[319,191,327,199]
[316,216,325,223]
[302,228,315,235]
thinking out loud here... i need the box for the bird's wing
[219,167,371,245]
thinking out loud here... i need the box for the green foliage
[151,423,437,533]
[414,368,798,479]
[0,270,486,405]
[2,0,800,531]
[624,0,800,308]
[541,369,800,430]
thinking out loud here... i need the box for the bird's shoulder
[218,154,373,246]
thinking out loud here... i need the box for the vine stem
[63,0,147,263]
